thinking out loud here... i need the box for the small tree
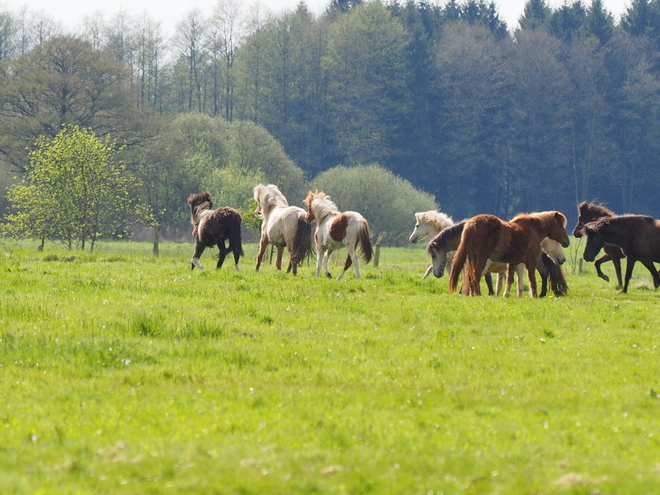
[4,125,151,250]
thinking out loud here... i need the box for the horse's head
[303,190,328,223]
[540,237,566,265]
[583,221,607,262]
[187,192,213,223]
[409,213,429,243]
[573,201,616,238]
[547,211,570,248]
[426,241,449,278]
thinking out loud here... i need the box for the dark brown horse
[583,215,660,293]
[187,192,244,270]
[573,202,626,286]
[449,211,570,297]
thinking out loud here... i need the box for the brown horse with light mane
[583,215,660,293]
[449,211,570,297]
[572,201,626,286]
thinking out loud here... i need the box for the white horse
[254,184,312,276]
[303,191,373,279]
[409,210,454,279]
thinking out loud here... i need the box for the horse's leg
[337,253,353,280]
[526,265,538,298]
[314,248,324,277]
[216,242,228,269]
[323,249,334,278]
[275,246,284,270]
[484,272,495,296]
[191,243,205,270]
[516,264,524,298]
[504,265,515,298]
[622,258,636,293]
[472,255,489,296]
[612,256,623,288]
[638,258,660,289]
[594,254,612,283]
[422,265,433,279]
[255,236,269,271]
[287,261,295,275]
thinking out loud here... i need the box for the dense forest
[1,0,660,241]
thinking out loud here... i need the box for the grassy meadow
[1,238,660,494]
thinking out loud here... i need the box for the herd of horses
[187,186,660,297]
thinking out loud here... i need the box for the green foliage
[1,239,660,494]
[312,164,437,244]
[3,125,151,250]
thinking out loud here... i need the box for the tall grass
[0,239,659,494]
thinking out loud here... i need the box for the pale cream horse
[254,184,313,275]
[409,210,454,279]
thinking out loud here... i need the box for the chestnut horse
[409,210,454,279]
[449,211,570,297]
[429,221,567,297]
[253,184,312,275]
[583,215,660,293]
[187,192,243,270]
[572,201,626,286]
[304,191,373,279]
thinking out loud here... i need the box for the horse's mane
[578,201,616,219]
[304,191,339,222]
[187,192,214,224]
[254,184,289,219]
[427,220,465,254]
[415,210,454,231]
[511,211,567,228]
[586,214,656,233]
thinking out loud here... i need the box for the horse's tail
[357,218,373,264]
[543,252,568,297]
[230,213,244,257]
[290,215,313,264]
[449,223,476,293]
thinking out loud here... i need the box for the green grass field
[1,239,659,494]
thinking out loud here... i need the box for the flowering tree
[4,125,152,250]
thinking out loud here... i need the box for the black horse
[573,201,626,287]
[187,192,244,270]
[583,215,660,293]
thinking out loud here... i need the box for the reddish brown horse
[573,202,626,286]
[449,211,570,297]
[583,215,660,293]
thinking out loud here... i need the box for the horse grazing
[253,184,312,276]
[448,211,570,297]
[187,192,244,270]
[573,201,626,286]
[409,210,454,279]
[583,215,660,293]
[303,191,373,279]
[429,221,567,297]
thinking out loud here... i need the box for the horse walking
[428,220,567,297]
[583,215,660,293]
[409,210,454,279]
[573,202,626,286]
[303,191,373,279]
[187,192,243,270]
[448,211,570,297]
[253,184,312,276]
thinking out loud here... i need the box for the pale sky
[0,0,631,36]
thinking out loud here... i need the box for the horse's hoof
[326,272,332,279]
[598,273,610,282]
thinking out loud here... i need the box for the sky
[0,0,631,36]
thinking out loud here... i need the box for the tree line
[2,0,660,245]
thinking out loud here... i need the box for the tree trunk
[153,227,160,257]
